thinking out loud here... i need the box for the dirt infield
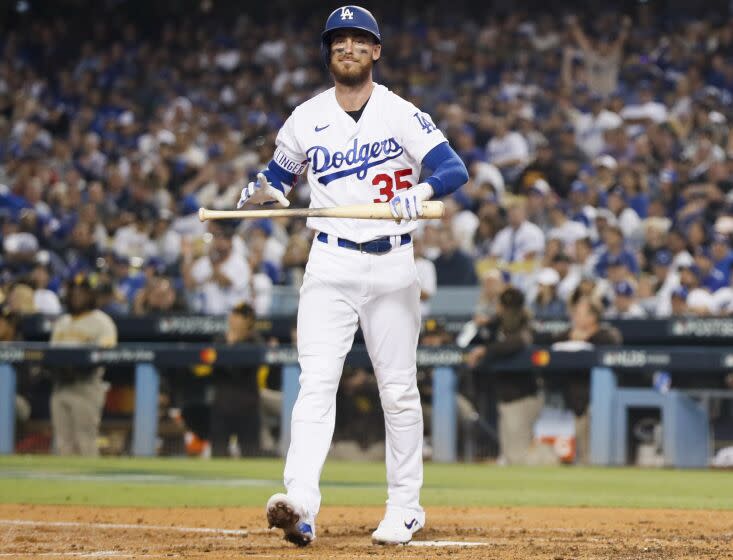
[1,504,732,559]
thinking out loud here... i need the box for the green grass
[0,456,729,510]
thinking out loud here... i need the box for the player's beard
[330,57,373,87]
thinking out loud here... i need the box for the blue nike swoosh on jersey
[404,519,418,530]
[315,124,330,132]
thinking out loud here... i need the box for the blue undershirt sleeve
[421,142,469,198]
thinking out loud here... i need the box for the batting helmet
[321,5,381,68]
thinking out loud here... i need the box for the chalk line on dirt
[0,518,250,536]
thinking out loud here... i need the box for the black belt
[316,232,411,254]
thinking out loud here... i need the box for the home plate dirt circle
[1,504,732,559]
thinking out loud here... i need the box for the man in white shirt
[490,198,544,292]
[620,83,669,136]
[573,94,623,158]
[196,163,242,211]
[486,117,529,183]
[182,222,251,315]
[113,207,157,261]
[548,202,588,256]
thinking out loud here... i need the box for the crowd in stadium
[2,6,733,321]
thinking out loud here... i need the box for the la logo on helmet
[340,7,354,20]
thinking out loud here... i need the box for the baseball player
[50,273,117,456]
[238,6,468,546]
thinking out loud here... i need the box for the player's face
[329,30,380,86]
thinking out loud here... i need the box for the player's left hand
[389,183,434,222]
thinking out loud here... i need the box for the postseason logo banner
[669,318,733,337]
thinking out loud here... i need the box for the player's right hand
[237,172,290,208]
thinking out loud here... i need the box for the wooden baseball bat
[198,201,444,222]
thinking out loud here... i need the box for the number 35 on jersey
[372,168,414,203]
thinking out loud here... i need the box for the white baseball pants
[283,237,424,519]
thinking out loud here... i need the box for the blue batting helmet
[321,6,381,67]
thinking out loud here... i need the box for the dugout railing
[1,342,732,466]
[16,314,733,345]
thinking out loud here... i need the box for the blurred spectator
[107,253,145,311]
[5,283,36,315]
[651,249,677,317]
[95,278,128,317]
[195,163,240,211]
[281,232,311,288]
[133,275,185,315]
[694,247,727,292]
[605,281,647,319]
[208,302,263,457]
[61,221,101,274]
[548,202,588,255]
[490,198,544,291]
[49,273,117,456]
[711,234,733,282]
[433,226,477,286]
[475,269,505,320]
[573,93,623,159]
[565,15,631,96]
[183,222,251,315]
[552,252,581,303]
[606,187,642,242]
[487,117,530,183]
[552,294,622,464]
[150,209,181,267]
[670,286,691,317]
[465,287,540,465]
[530,268,566,319]
[525,179,552,233]
[595,225,639,278]
[113,207,156,261]
[667,229,693,272]
[28,256,62,315]
[567,181,596,229]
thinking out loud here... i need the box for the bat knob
[198,208,207,222]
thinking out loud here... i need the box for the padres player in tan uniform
[50,273,117,456]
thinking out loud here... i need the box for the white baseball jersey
[273,83,447,242]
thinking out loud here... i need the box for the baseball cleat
[265,493,315,547]
[371,509,425,545]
